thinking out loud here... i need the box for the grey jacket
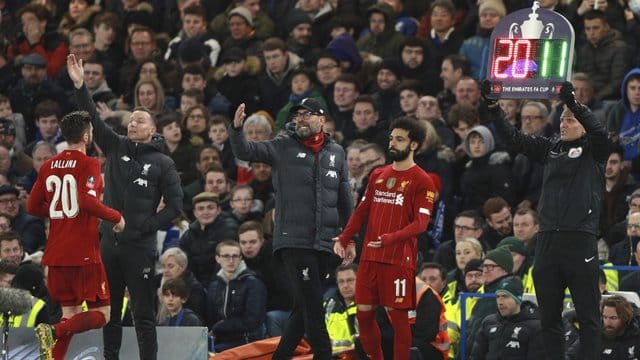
[229,126,353,253]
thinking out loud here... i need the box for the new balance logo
[505,341,520,349]
[133,178,148,187]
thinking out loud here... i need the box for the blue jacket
[205,263,266,344]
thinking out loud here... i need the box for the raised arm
[559,81,609,162]
[67,54,120,153]
[228,103,278,163]
[481,80,552,162]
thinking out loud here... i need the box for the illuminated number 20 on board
[490,38,568,80]
[484,1,574,99]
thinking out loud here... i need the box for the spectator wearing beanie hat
[12,263,58,326]
[497,236,534,285]
[284,9,315,64]
[356,3,406,60]
[372,57,402,122]
[470,276,545,359]
[222,7,264,58]
[209,0,275,43]
[459,0,506,80]
[326,33,363,74]
[464,246,520,356]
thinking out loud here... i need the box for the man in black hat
[9,53,68,140]
[470,277,545,359]
[285,9,315,64]
[230,98,353,359]
[0,184,45,254]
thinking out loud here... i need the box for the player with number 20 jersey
[28,150,121,266]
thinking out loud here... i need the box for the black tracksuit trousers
[533,231,601,360]
[272,248,332,360]
[101,233,158,360]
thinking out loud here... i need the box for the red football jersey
[338,164,436,269]
[27,150,121,266]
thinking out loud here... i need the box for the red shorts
[47,263,110,307]
[355,261,416,309]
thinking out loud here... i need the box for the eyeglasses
[483,263,501,271]
[293,111,318,120]
[627,223,640,230]
[454,224,478,232]
[0,198,17,205]
[218,254,241,261]
[232,198,253,203]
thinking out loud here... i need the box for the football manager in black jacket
[483,80,608,360]
[230,99,353,359]
[69,54,183,360]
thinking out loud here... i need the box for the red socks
[54,310,107,337]
[388,308,411,360]
[356,309,384,360]
[52,311,107,359]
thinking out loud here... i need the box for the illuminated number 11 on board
[490,38,569,80]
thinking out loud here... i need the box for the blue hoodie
[614,68,640,162]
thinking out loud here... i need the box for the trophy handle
[509,23,521,38]
[543,23,555,39]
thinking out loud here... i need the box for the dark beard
[388,146,410,162]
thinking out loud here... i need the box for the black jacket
[600,317,640,360]
[75,85,183,248]
[491,102,609,235]
[205,263,267,344]
[179,214,239,285]
[229,125,353,254]
[470,302,545,360]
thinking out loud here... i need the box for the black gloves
[480,79,498,107]
[559,81,579,109]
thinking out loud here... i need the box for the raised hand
[67,54,84,89]
[558,81,577,107]
[233,103,246,129]
[480,79,498,106]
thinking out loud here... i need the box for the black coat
[491,102,608,235]
[459,151,514,212]
[470,302,545,360]
[229,125,353,254]
[75,85,183,248]
[179,215,239,285]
